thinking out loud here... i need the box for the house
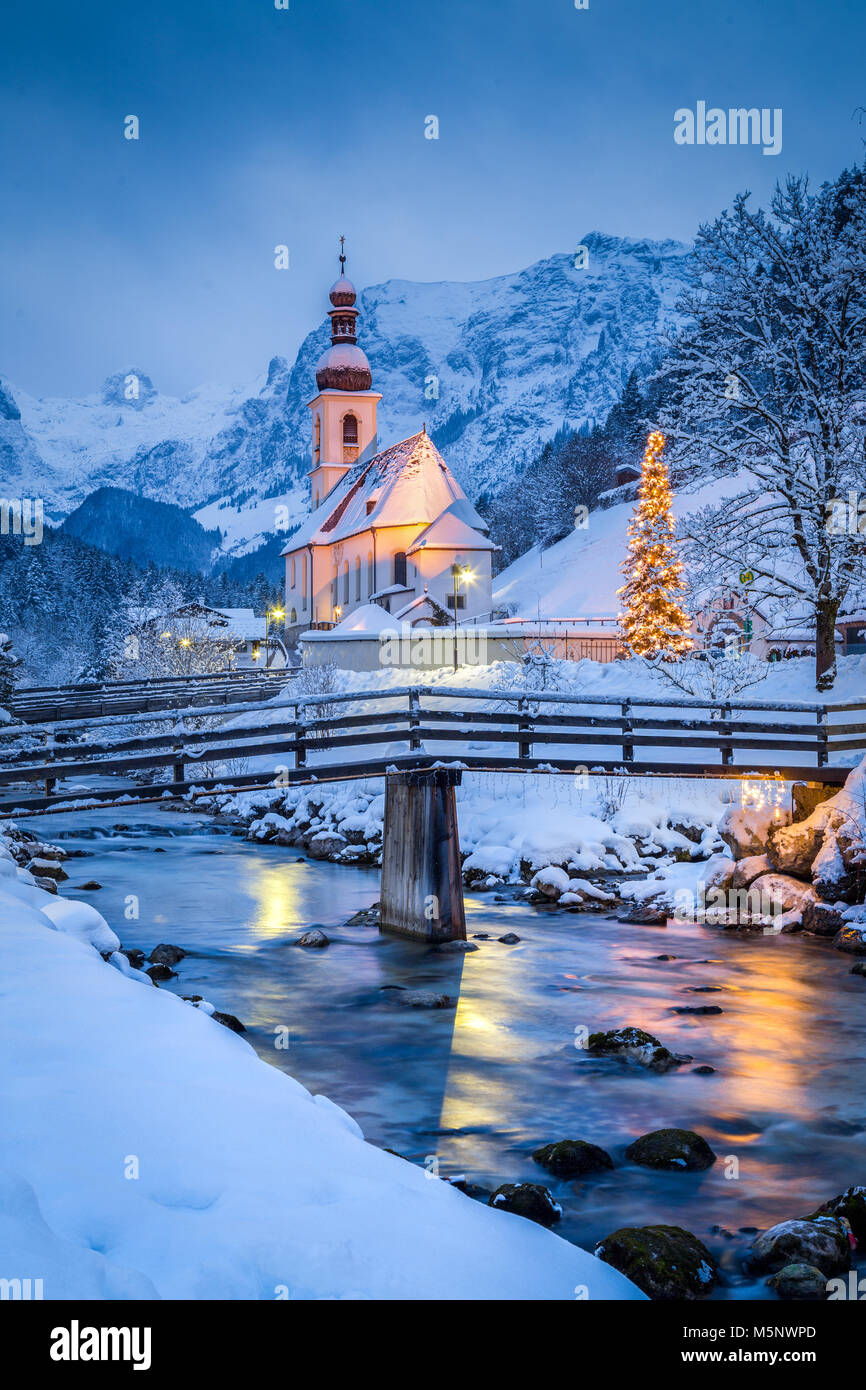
[281,249,497,647]
[131,602,289,670]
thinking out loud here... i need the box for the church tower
[307,241,382,509]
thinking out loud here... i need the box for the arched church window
[290,557,296,588]
[342,414,358,444]
[367,551,374,594]
[343,561,350,604]
[314,415,321,463]
[355,555,361,601]
[290,608,297,624]
[394,552,407,588]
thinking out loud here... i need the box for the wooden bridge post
[621,701,633,763]
[408,688,421,752]
[379,767,466,943]
[816,706,828,767]
[518,697,532,761]
[720,703,733,767]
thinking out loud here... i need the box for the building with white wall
[282,249,496,645]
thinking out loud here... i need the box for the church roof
[281,431,488,553]
[407,507,497,554]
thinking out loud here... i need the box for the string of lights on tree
[617,431,692,659]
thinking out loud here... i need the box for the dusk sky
[2,0,864,397]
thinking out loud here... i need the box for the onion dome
[315,238,373,391]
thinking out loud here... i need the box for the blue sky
[2,0,864,396]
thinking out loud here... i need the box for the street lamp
[265,607,285,669]
[450,563,474,672]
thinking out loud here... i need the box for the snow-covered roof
[300,603,397,641]
[281,432,488,553]
[407,505,497,554]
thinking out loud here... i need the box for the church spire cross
[339,236,346,273]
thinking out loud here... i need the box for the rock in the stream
[433,939,478,953]
[488,1182,561,1227]
[767,1263,829,1300]
[808,1186,866,1242]
[851,961,866,977]
[33,877,58,895]
[148,943,186,966]
[532,1139,614,1178]
[586,1027,691,1072]
[121,948,146,969]
[77,880,102,891]
[212,1010,246,1034]
[744,1218,851,1277]
[146,963,176,982]
[306,832,348,861]
[833,926,866,955]
[595,1225,719,1301]
[812,828,858,902]
[296,928,329,948]
[344,905,379,927]
[380,988,456,1009]
[625,1128,717,1171]
[801,900,848,937]
[621,902,669,925]
[746,873,817,930]
[26,856,68,882]
[498,933,521,944]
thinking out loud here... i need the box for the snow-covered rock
[720,804,792,861]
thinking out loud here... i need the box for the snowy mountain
[2,233,691,548]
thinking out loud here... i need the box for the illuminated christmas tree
[617,431,692,658]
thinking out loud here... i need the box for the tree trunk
[815,599,839,691]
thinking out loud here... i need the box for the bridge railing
[1,684,864,812]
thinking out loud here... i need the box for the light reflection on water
[32,805,866,1300]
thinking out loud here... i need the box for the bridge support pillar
[380,768,466,943]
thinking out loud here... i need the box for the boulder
[792,783,834,822]
[812,828,858,902]
[747,873,818,929]
[625,1128,717,1172]
[149,943,186,966]
[808,1186,866,1243]
[801,900,848,937]
[767,1263,828,1300]
[852,961,866,977]
[532,1139,614,1178]
[146,963,176,982]
[621,902,668,925]
[529,866,571,901]
[433,939,478,953]
[833,926,866,955]
[33,877,58,895]
[381,988,455,1009]
[586,1027,691,1073]
[120,947,146,969]
[731,855,772,889]
[744,1218,850,1277]
[296,928,329,948]
[488,1183,561,1227]
[77,880,102,891]
[212,1011,246,1033]
[670,1005,723,1015]
[766,810,830,877]
[595,1225,719,1301]
[344,904,380,928]
[498,933,521,944]
[720,804,791,861]
[306,832,348,860]
[26,856,68,882]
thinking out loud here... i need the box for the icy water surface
[31,804,866,1300]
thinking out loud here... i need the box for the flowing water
[29,804,866,1299]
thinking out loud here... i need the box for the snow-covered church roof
[281,431,489,553]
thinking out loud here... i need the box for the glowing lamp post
[265,607,285,668]
[450,563,474,672]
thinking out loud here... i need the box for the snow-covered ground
[0,826,643,1300]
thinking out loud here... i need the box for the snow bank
[0,826,643,1301]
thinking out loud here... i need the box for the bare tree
[661,165,866,689]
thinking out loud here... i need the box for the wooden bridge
[8,666,291,724]
[3,679,861,944]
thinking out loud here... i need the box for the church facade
[281,251,496,643]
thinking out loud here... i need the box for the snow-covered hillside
[2,234,690,546]
[494,472,748,619]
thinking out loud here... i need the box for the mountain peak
[101,368,157,410]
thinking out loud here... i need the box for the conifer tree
[617,431,692,657]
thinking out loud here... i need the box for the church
[281,249,496,644]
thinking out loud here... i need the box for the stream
[30,803,866,1301]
